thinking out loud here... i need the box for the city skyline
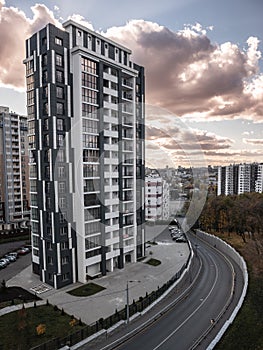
[0,0,263,167]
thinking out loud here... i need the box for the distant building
[255,164,263,193]
[217,163,262,196]
[0,106,30,231]
[145,170,170,221]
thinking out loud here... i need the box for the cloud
[0,3,60,89]
[146,125,234,151]
[243,138,263,145]
[104,20,263,122]
[67,14,94,30]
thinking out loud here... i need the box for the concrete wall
[196,230,248,350]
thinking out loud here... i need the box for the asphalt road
[88,232,242,350]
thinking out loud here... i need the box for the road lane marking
[152,252,219,350]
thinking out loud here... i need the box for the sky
[0,0,263,167]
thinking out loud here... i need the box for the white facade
[145,171,169,221]
[255,164,263,193]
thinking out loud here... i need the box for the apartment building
[0,106,30,231]
[145,170,170,221]
[255,164,263,193]
[24,21,145,288]
[217,163,262,196]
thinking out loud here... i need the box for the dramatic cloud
[0,3,59,89]
[243,138,263,145]
[104,20,263,122]
[146,125,234,151]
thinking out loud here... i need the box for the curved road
[90,233,242,350]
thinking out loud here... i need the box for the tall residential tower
[24,21,145,289]
[0,106,30,231]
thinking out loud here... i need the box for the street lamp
[126,280,140,324]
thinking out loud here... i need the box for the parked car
[0,257,10,265]
[17,247,30,255]
[4,254,16,262]
[0,259,8,267]
[8,252,18,259]
[0,260,7,269]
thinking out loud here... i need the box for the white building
[255,164,263,193]
[145,171,170,221]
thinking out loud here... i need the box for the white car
[4,254,16,262]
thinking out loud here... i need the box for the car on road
[0,258,8,267]
[4,254,16,262]
[8,252,18,259]
[0,260,6,269]
[17,247,30,255]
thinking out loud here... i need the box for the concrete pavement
[6,225,190,325]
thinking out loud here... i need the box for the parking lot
[0,241,32,282]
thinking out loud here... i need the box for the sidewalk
[6,227,189,325]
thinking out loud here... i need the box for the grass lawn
[0,286,40,309]
[0,304,85,350]
[67,282,106,297]
[145,258,161,266]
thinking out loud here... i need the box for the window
[62,272,70,281]
[56,70,63,83]
[83,149,99,162]
[43,102,49,115]
[59,197,66,209]
[27,91,34,106]
[85,234,101,249]
[61,241,69,250]
[43,118,49,131]
[26,60,34,75]
[55,54,63,67]
[31,207,38,220]
[45,165,50,179]
[31,193,38,206]
[55,37,63,46]
[47,227,52,236]
[85,207,101,221]
[56,86,64,99]
[46,182,51,194]
[60,226,68,236]
[47,241,52,250]
[46,196,51,209]
[30,179,37,192]
[58,182,65,193]
[83,134,98,148]
[57,118,64,131]
[28,120,35,134]
[83,179,99,192]
[81,57,97,75]
[42,54,47,66]
[83,164,99,177]
[44,134,49,147]
[47,256,53,265]
[82,88,97,104]
[82,119,98,133]
[58,166,65,178]
[56,150,64,162]
[82,104,97,118]
[59,212,66,223]
[43,70,48,84]
[62,256,69,264]
[57,134,64,147]
[82,73,97,89]
[57,102,64,115]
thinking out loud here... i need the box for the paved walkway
[6,226,189,325]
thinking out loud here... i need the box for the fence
[30,244,193,350]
